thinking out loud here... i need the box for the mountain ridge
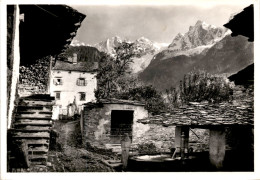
[139,34,253,91]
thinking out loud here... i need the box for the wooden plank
[15,117,52,120]
[22,139,49,145]
[14,126,51,131]
[28,146,48,153]
[28,155,48,160]
[17,106,52,112]
[12,132,50,138]
[12,128,51,132]
[21,100,54,106]
[14,120,52,125]
[17,113,52,118]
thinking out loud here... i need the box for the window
[55,92,61,100]
[79,92,86,101]
[53,78,63,85]
[77,78,86,86]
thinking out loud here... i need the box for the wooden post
[174,126,189,155]
[181,132,185,160]
[47,56,53,94]
[7,5,20,129]
[209,127,226,169]
[121,133,131,170]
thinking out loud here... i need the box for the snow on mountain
[94,36,168,73]
[153,42,169,50]
[140,34,253,91]
[70,39,86,46]
[155,20,230,61]
[94,36,124,54]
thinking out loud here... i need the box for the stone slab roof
[100,98,145,106]
[52,60,97,72]
[138,99,253,128]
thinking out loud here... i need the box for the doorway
[110,110,134,143]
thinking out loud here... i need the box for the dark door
[111,110,134,144]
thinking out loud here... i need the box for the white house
[50,54,97,119]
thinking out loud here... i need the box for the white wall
[50,69,97,114]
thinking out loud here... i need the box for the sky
[70,3,252,45]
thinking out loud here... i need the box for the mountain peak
[136,36,152,43]
[168,20,227,52]
[195,20,203,25]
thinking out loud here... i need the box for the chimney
[68,57,72,63]
[72,53,77,64]
[93,62,99,70]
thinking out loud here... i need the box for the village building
[80,99,149,150]
[137,97,254,171]
[50,55,98,119]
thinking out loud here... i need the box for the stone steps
[16,112,52,118]
[14,120,53,126]
[9,94,55,170]
[17,105,52,111]
[28,146,49,156]
[11,132,50,139]
[14,126,51,131]
[20,99,54,106]
[28,155,48,165]
[22,139,49,147]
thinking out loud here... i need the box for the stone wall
[81,102,149,147]
[133,123,175,152]
[81,102,210,152]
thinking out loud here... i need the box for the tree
[166,70,234,108]
[95,42,166,114]
[119,85,166,115]
[95,42,137,99]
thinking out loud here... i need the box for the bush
[137,142,158,155]
[166,70,234,108]
[119,85,166,115]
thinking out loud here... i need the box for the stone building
[138,96,254,171]
[50,56,98,119]
[80,99,149,149]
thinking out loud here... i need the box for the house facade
[50,55,97,119]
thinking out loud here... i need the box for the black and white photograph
[1,0,259,178]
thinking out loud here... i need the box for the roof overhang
[223,4,254,42]
[228,63,254,86]
[19,5,86,65]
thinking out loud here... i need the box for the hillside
[139,35,253,91]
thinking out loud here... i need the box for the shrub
[166,70,234,108]
[119,85,166,115]
[137,142,158,155]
